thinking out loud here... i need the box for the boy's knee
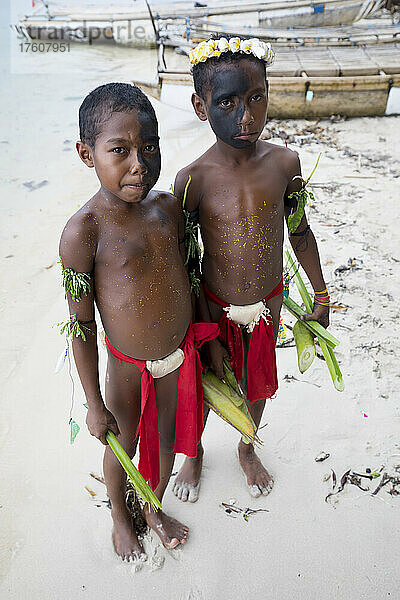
[159,435,175,455]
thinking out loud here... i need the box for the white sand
[1,19,400,597]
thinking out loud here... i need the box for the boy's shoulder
[173,148,215,212]
[149,189,182,214]
[60,193,101,262]
[260,140,300,169]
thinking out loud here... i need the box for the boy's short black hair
[79,82,157,148]
[192,35,267,100]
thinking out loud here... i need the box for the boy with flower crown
[172,36,330,502]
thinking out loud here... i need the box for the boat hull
[135,72,400,118]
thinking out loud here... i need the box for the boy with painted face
[173,38,330,502]
[59,83,218,560]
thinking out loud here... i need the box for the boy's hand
[206,338,229,379]
[300,304,330,329]
[86,403,120,445]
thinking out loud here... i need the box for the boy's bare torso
[63,189,192,360]
[182,140,296,304]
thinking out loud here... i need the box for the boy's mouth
[234,131,258,141]
[123,181,147,190]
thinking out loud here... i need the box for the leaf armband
[58,314,94,341]
[181,175,201,266]
[59,258,91,302]
[287,185,315,235]
[287,153,321,235]
[189,270,201,296]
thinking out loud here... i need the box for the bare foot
[238,441,274,498]
[143,506,189,549]
[172,447,203,503]
[111,509,145,561]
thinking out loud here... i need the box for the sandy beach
[2,2,400,597]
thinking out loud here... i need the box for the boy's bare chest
[95,207,177,268]
[200,173,286,227]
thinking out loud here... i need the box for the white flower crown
[189,37,275,67]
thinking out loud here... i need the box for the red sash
[105,322,219,491]
[203,281,283,404]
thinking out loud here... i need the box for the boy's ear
[191,93,208,122]
[76,141,94,168]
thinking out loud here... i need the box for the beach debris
[84,485,96,497]
[283,374,321,388]
[315,452,330,462]
[23,179,48,191]
[220,502,269,522]
[322,473,331,482]
[324,464,400,503]
[334,257,363,276]
[90,472,105,485]
[372,472,390,496]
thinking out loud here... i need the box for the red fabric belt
[105,321,219,491]
[203,280,283,404]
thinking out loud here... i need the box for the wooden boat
[17,0,387,45]
[133,42,400,117]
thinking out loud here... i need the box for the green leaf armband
[287,153,321,236]
[287,187,315,235]
[58,314,94,341]
[189,270,200,296]
[181,175,201,265]
[59,258,91,302]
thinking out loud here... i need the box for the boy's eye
[144,144,157,152]
[219,98,233,108]
[111,147,126,154]
[251,94,264,102]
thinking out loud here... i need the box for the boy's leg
[103,356,143,561]
[238,293,282,498]
[172,407,207,503]
[173,305,225,503]
[143,367,189,548]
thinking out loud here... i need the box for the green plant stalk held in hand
[106,431,162,512]
[285,249,344,391]
[293,320,316,373]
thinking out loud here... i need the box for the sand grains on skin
[238,443,274,498]
[172,453,203,503]
[144,507,189,549]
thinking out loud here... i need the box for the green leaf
[70,420,80,444]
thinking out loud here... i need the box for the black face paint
[137,111,161,188]
[206,61,267,149]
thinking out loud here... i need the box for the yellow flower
[252,42,266,60]
[240,39,252,54]
[189,48,198,65]
[217,37,229,53]
[228,37,241,53]
[197,42,214,62]
[207,39,218,51]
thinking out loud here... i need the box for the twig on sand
[220,502,269,522]
[90,472,105,485]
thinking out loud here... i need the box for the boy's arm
[59,216,119,445]
[284,152,330,329]
[174,169,228,378]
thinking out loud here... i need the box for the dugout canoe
[133,42,400,117]
[17,0,387,46]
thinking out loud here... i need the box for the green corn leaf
[70,420,80,444]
